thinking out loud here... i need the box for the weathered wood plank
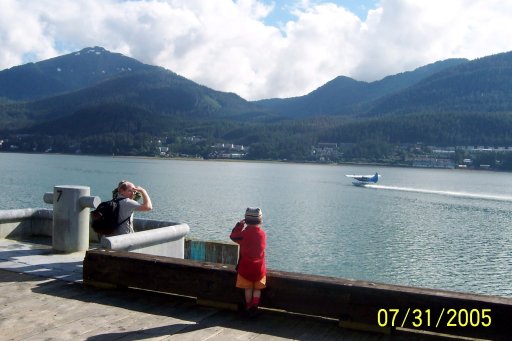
[3,291,130,339]
[163,309,242,341]
[84,249,512,340]
[1,268,444,340]
[0,269,47,283]
[84,249,240,304]
[0,280,84,308]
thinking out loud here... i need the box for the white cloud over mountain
[1,0,512,100]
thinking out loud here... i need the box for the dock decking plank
[0,280,83,309]
[2,291,129,339]
[0,267,452,340]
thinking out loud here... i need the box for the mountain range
[2,46,512,156]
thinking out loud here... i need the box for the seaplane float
[345,172,380,186]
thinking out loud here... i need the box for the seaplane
[345,172,381,187]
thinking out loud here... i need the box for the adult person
[229,207,266,316]
[111,180,152,235]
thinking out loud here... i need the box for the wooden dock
[1,269,455,341]
[84,249,512,340]
[0,238,455,340]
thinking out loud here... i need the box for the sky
[2,0,512,101]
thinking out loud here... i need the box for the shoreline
[0,150,500,172]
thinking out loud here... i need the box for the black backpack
[90,197,129,235]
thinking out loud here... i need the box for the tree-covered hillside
[255,58,468,117]
[368,51,512,116]
[0,47,151,101]
[2,47,512,164]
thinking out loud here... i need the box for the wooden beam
[84,249,512,340]
[84,249,238,303]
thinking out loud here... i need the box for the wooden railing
[83,249,512,340]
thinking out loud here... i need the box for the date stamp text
[377,308,492,329]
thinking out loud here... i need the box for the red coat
[230,222,266,281]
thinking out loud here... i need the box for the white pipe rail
[101,223,190,258]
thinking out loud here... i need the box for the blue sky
[262,0,379,25]
[1,0,512,100]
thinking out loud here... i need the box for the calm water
[1,152,512,297]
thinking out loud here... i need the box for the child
[229,207,266,315]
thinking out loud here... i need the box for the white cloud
[1,0,512,100]
[0,0,58,67]
[353,0,512,80]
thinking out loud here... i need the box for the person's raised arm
[230,220,245,242]
[134,186,152,211]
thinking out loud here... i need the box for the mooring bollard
[43,185,100,253]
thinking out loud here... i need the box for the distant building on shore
[411,157,455,169]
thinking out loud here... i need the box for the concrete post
[43,185,100,253]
